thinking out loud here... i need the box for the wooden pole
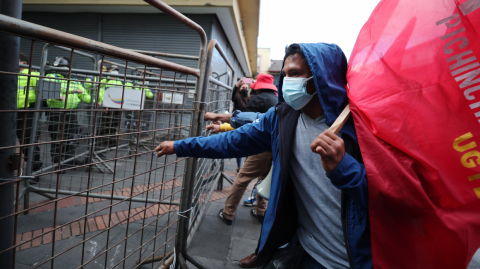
[329,104,351,135]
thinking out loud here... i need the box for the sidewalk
[187,168,262,268]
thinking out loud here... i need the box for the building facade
[256,47,271,75]
[21,0,260,83]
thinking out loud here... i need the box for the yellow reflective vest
[17,68,40,109]
[84,77,154,106]
[85,77,108,104]
[126,82,154,99]
[45,73,90,109]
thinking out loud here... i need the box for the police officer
[130,69,154,99]
[106,65,123,86]
[17,53,42,179]
[84,65,108,106]
[93,64,126,155]
[45,57,91,167]
[131,69,156,135]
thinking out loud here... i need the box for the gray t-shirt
[290,112,349,269]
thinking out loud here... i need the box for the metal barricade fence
[175,39,235,268]
[0,0,224,267]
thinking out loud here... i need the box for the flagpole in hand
[310,104,351,174]
[329,104,351,135]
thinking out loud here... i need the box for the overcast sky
[257,0,382,61]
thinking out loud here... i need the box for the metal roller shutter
[20,12,213,72]
[101,13,212,70]
[210,17,229,84]
[211,17,246,84]
[20,12,99,71]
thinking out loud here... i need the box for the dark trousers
[46,110,79,163]
[16,110,42,171]
[96,110,120,149]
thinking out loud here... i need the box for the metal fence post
[22,43,52,212]
[180,39,235,269]
[0,1,22,268]
[142,1,208,268]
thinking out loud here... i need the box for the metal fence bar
[99,59,163,79]
[28,187,180,205]
[179,39,235,268]
[18,63,197,85]
[0,15,200,77]
[130,49,200,61]
[139,1,210,267]
[53,45,97,71]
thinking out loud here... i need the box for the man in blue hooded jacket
[155,43,372,269]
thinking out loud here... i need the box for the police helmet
[131,69,144,76]
[53,57,71,67]
[109,65,119,71]
[19,53,29,63]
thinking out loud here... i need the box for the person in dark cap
[246,73,278,113]
[19,52,29,63]
[45,57,91,168]
[108,64,119,74]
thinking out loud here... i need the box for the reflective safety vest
[84,78,154,106]
[104,79,155,99]
[85,78,128,104]
[17,85,27,109]
[85,77,108,104]
[45,73,90,109]
[17,68,40,109]
[126,82,154,99]
[106,79,123,88]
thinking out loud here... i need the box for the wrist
[219,114,232,122]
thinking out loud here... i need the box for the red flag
[347,0,480,268]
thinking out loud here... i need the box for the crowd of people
[155,42,372,269]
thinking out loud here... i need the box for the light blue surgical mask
[282,76,316,110]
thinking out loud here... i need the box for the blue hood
[277,43,356,140]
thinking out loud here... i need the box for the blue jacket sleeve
[174,108,274,159]
[327,153,368,209]
[229,110,264,129]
